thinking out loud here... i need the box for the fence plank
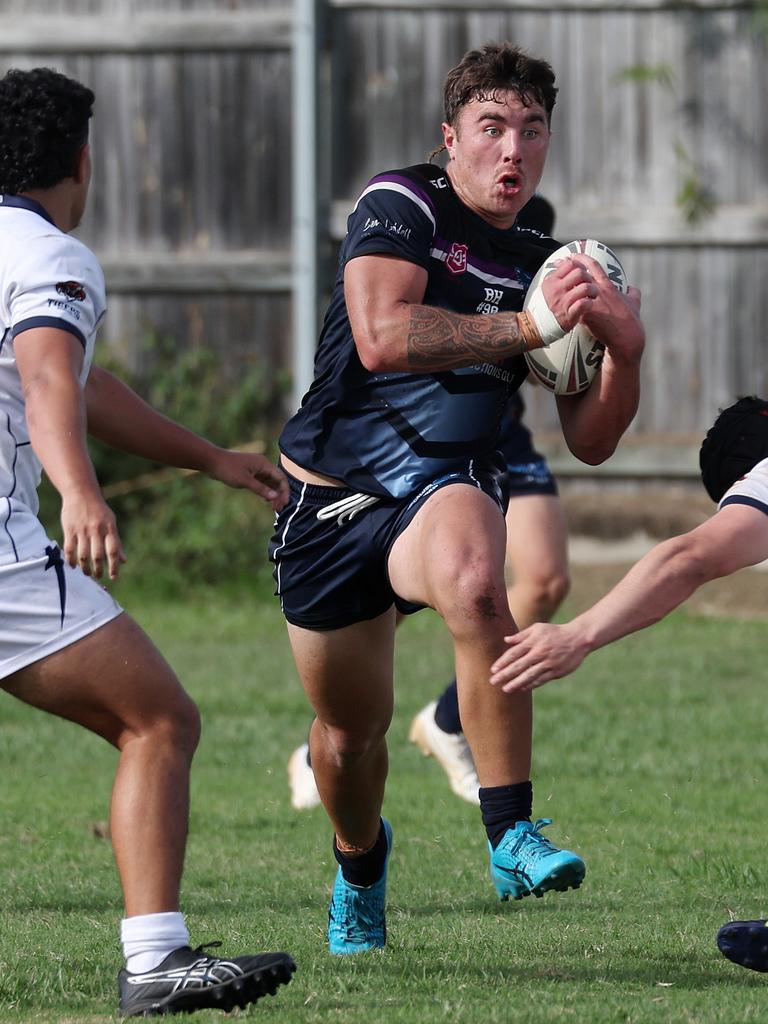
[329,0,751,10]
[97,251,292,294]
[0,12,293,53]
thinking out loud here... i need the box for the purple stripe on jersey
[366,174,437,218]
[432,235,529,284]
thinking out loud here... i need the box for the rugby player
[270,43,644,955]
[488,396,768,975]
[288,195,571,811]
[0,66,294,1016]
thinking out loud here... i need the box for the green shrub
[39,335,287,595]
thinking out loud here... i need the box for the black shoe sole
[120,954,296,1017]
[498,865,586,902]
[531,865,586,899]
[717,922,768,973]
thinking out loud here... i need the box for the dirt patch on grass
[556,484,765,621]
[560,484,714,541]
[566,561,766,621]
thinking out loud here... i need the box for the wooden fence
[0,0,765,473]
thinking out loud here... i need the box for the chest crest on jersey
[446,242,468,275]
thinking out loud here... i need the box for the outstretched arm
[85,366,288,510]
[15,328,126,579]
[490,503,768,693]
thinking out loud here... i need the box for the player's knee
[125,683,201,761]
[434,554,508,636]
[512,566,570,623]
[171,692,201,759]
[536,569,570,619]
[319,721,388,770]
[155,696,200,758]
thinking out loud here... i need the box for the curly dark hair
[0,67,94,193]
[442,43,558,127]
[699,396,768,503]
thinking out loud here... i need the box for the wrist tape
[520,285,566,349]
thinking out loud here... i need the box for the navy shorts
[269,458,508,631]
[498,414,558,498]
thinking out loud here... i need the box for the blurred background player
[287,195,570,809]
[0,67,294,1016]
[487,396,768,975]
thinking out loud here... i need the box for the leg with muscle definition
[3,612,295,1016]
[409,489,570,804]
[390,483,584,902]
[286,610,396,955]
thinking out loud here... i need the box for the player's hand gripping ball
[524,239,628,395]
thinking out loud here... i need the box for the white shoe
[287,743,321,810]
[408,700,480,805]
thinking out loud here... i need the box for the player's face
[442,91,550,230]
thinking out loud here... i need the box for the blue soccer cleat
[328,819,393,955]
[717,919,768,972]
[489,817,586,901]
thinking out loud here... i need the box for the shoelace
[194,941,223,956]
[502,818,560,865]
[316,492,380,525]
[185,941,249,982]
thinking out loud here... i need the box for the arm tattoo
[406,306,530,370]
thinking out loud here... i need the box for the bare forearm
[558,348,642,465]
[360,304,538,373]
[405,305,537,370]
[26,375,101,500]
[575,537,711,654]
[86,367,218,472]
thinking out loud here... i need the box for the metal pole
[291,0,319,413]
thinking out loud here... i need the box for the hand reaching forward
[206,449,289,511]
[490,622,590,693]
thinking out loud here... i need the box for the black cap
[699,396,768,502]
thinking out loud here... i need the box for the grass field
[0,576,767,1023]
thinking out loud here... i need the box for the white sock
[121,911,190,974]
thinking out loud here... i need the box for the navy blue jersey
[279,163,559,499]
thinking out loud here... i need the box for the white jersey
[0,195,120,678]
[0,194,105,525]
[719,456,768,517]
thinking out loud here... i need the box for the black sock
[479,782,533,849]
[333,820,388,887]
[433,679,462,734]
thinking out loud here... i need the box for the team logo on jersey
[446,242,468,275]
[56,280,86,302]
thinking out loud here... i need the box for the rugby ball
[523,239,628,395]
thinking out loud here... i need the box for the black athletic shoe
[118,942,296,1017]
[716,919,768,973]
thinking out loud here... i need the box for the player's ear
[73,143,90,185]
[442,121,457,159]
